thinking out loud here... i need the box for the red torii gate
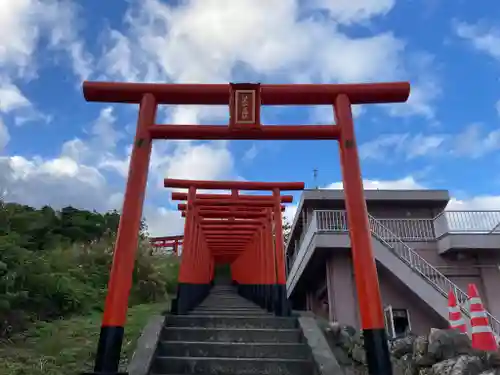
[82,80,410,375]
[149,235,183,255]
[167,179,300,315]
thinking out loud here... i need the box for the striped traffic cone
[468,283,498,351]
[448,289,467,333]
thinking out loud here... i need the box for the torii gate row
[149,234,183,255]
[165,178,302,316]
[82,79,410,375]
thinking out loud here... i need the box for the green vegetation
[0,199,179,374]
[0,302,167,375]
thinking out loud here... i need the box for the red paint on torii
[165,178,303,296]
[82,79,410,375]
[149,234,183,255]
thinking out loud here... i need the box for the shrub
[0,202,179,338]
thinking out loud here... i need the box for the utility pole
[313,168,319,189]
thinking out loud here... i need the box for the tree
[282,218,292,245]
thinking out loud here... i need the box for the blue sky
[1,0,500,236]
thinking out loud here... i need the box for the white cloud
[0,81,31,113]
[324,176,500,212]
[162,141,235,181]
[243,144,258,162]
[0,0,91,80]
[452,123,500,159]
[447,195,500,210]
[454,21,500,61]
[284,204,298,224]
[311,0,396,25]
[97,0,435,119]
[326,175,425,190]
[144,206,185,237]
[89,107,123,150]
[359,122,500,161]
[359,133,446,161]
[0,154,117,211]
[0,118,9,152]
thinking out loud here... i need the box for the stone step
[195,306,264,311]
[197,298,255,306]
[188,311,269,317]
[161,327,303,343]
[200,299,251,304]
[190,307,266,312]
[151,356,314,375]
[165,315,297,329]
[157,341,311,359]
[198,298,258,304]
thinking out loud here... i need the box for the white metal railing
[434,210,500,238]
[314,209,500,241]
[314,210,436,241]
[313,209,500,338]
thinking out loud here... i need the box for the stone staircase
[149,284,318,375]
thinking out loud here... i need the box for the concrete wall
[324,251,447,335]
[412,242,500,317]
[325,252,360,328]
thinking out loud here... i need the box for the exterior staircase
[367,214,500,339]
[149,284,318,375]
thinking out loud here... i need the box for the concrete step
[197,303,260,309]
[188,311,269,317]
[194,304,264,309]
[165,316,297,329]
[194,307,264,312]
[157,341,311,359]
[151,356,314,375]
[161,327,303,343]
[198,299,259,305]
[199,299,252,305]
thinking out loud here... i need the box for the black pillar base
[263,284,274,312]
[272,284,290,316]
[82,372,128,375]
[175,282,211,315]
[90,326,125,374]
[363,328,393,375]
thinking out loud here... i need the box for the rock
[430,355,485,375]
[428,329,475,361]
[351,344,367,365]
[392,335,416,359]
[484,351,500,368]
[419,368,434,375]
[316,323,499,375]
[413,335,437,367]
[392,353,414,375]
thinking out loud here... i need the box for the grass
[0,301,169,375]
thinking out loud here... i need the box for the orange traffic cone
[448,289,467,333]
[468,283,498,351]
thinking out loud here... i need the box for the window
[384,305,411,339]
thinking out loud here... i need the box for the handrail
[314,209,500,338]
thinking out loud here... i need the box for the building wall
[325,251,450,335]
[411,241,500,316]
[325,252,359,328]
[287,193,500,326]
